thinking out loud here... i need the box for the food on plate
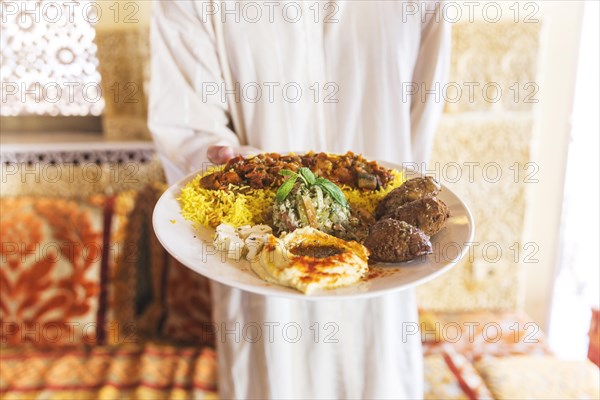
[368,176,447,262]
[375,176,441,218]
[180,154,404,230]
[199,151,394,191]
[363,219,432,263]
[249,227,369,294]
[271,167,365,240]
[179,152,452,293]
[213,223,272,261]
[381,197,450,236]
[180,177,275,228]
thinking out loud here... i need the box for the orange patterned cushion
[0,342,218,399]
[1,197,106,347]
[1,185,212,348]
[104,186,169,345]
[104,184,215,346]
[161,259,214,347]
[475,356,600,399]
[424,343,493,400]
[419,310,551,361]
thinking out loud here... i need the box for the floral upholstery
[1,185,218,399]
[1,186,214,343]
[106,186,214,347]
[105,186,170,344]
[2,182,597,399]
[0,343,218,399]
[419,310,552,362]
[1,197,105,347]
[161,258,214,347]
[423,343,493,400]
[420,311,600,400]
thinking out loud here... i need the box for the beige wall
[416,1,583,330]
[93,0,152,140]
[94,0,151,31]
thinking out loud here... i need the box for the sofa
[0,144,218,398]
[1,144,598,400]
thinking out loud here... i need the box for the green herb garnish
[298,167,316,185]
[275,169,347,207]
[275,174,298,202]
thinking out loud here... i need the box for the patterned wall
[0,0,104,116]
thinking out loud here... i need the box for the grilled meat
[364,219,432,263]
[382,197,450,236]
[375,176,441,218]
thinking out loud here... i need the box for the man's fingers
[207,145,262,164]
[237,146,260,157]
[207,146,235,164]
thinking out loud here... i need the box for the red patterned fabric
[1,188,211,349]
[0,342,218,399]
[419,310,551,362]
[3,189,577,399]
[589,308,600,367]
[104,185,214,346]
[423,342,493,400]
[161,259,214,347]
[1,197,106,347]
[1,190,219,399]
[104,187,169,344]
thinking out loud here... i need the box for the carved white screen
[0,0,105,116]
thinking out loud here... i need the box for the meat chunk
[332,167,354,186]
[221,171,242,186]
[364,219,432,263]
[199,172,220,190]
[375,176,441,218]
[357,172,378,190]
[382,197,450,236]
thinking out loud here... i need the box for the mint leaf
[276,175,298,202]
[298,167,316,185]
[315,177,347,207]
[279,169,296,177]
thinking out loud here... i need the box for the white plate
[153,161,474,300]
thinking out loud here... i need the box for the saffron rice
[179,168,405,229]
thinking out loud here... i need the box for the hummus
[249,227,369,294]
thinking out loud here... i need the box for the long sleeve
[148,2,240,182]
[410,1,452,164]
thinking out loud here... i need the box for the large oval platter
[153,160,474,300]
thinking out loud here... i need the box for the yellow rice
[179,168,405,229]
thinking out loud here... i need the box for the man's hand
[207,145,261,164]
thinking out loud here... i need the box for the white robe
[149,1,450,398]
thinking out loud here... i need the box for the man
[149,1,450,398]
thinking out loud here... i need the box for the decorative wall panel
[1,0,104,116]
